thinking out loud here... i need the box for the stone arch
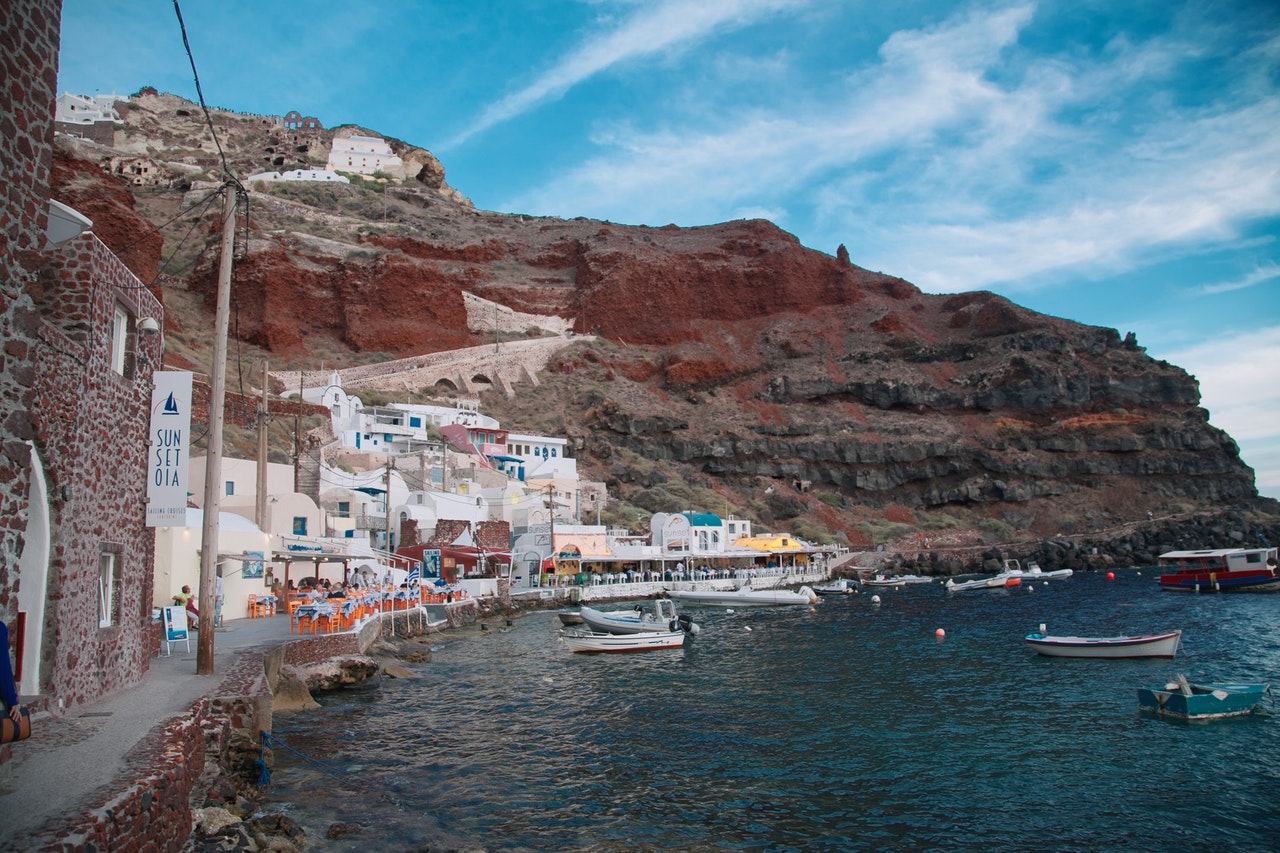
[434,378,458,392]
[471,374,493,386]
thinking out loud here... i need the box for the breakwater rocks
[873,509,1280,576]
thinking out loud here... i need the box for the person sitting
[326,583,346,599]
[173,585,199,629]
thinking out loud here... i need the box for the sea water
[265,570,1280,852]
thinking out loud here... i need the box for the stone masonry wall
[31,233,164,712]
[0,0,60,625]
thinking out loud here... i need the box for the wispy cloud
[443,0,805,149]
[1196,261,1280,296]
[1164,326,1280,441]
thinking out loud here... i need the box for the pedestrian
[2,621,25,728]
[214,569,225,628]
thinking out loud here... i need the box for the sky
[58,1,1280,499]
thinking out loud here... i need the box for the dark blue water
[266,570,1280,852]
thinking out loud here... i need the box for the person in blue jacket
[1,621,24,724]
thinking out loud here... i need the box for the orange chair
[247,594,258,618]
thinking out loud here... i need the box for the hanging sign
[146,371,193,527]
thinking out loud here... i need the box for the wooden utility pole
[197,183,237,675]
[384,458,394,552]
[255,359,269,529]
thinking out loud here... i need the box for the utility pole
[197,182,237,675]
[255,359,269,530]
[384,458,394,553]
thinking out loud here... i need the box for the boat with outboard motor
[945,573,1020,592]
[560,628,690,653]
[576,599,700,635]
[666,585,819,606]
[813,578,860,595]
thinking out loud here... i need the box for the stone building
[1,0,165,723]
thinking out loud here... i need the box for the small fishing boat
[578,599,700,635]
[560,628,689,653]
[813,578,860,595]
[863,575,907,588]
[1156,546,1280,592]
[666,585,818,607]
[1138,675,1271,721]
[1025,626,1182,659]
[556,609,584,626]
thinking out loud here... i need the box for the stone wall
[31,232,164,712]
[0,0,60,625]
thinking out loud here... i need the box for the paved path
[0,613,293,846]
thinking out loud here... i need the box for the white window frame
[110,304,129,375]
[98,551,120,627]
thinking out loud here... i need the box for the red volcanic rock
[49,145,163,290]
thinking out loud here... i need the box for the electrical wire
[171,0,241,191]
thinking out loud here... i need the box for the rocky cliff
[50,91,1270,547]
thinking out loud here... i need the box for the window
[110,304,130,375]
[337,501,350,517]
[293,516,307,535]
[410,417,422,428]
[98,551,121,628]
[225,481,234,496]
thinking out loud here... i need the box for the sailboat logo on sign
[162,392,180,414]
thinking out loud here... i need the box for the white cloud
[444,0,805,148]
[1196,262,1280,296]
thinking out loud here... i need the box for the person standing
[1,621,24,726]
[213,570,225,628]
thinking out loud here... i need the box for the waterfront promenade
[0,613,291,848]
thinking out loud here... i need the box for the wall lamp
[138,317,160,335]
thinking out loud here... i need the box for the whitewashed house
[152,509,272,624]
[326,135,403,176]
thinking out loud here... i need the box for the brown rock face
[61,93,1266,536]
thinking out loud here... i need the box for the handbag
[1,707,31,744]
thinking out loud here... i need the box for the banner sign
[146,371,193,527]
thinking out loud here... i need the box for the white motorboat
[1001,560,1073,581]
[946,573,1021,592]
[863,575,907,588]
[560,628,688,653]
[666,585,819,607]
[577,599,700,635]
[813,579,859,595]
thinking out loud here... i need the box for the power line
[171,0,240,190]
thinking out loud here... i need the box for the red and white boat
[1157,547,1280,593]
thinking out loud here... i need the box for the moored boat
[560,628,688,653]
[945,574,1019,592]
[1138,675,1271,720]
[578,599,700,635]
[1025,626,1182,659]
[813,578,860,595]
[1157,547,1280,592]
[666,585,818,606]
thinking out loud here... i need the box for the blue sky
[59,1,1280,499]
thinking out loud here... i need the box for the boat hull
[1138,682,1270,720]
[560,629,687,653]
[1025,630,1182,659]
[578,601,694,635]
[1158,571,1280,593]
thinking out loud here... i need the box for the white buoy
[871,595,881,604]
[726,609,735,614]
[744,625,753,632]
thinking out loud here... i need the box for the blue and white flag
[407,565,421,585]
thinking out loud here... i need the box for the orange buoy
[1107,572,1115,580]
[935,628,946,638]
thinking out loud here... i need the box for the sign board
[161,605,190,655]
[146,371,193,527]
[420,550,442,578]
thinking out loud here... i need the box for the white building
[152,509,272,624]
[503,433,577,481]
[326,135,403,176]
[247,169,350,184]
[54,92,123,126]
